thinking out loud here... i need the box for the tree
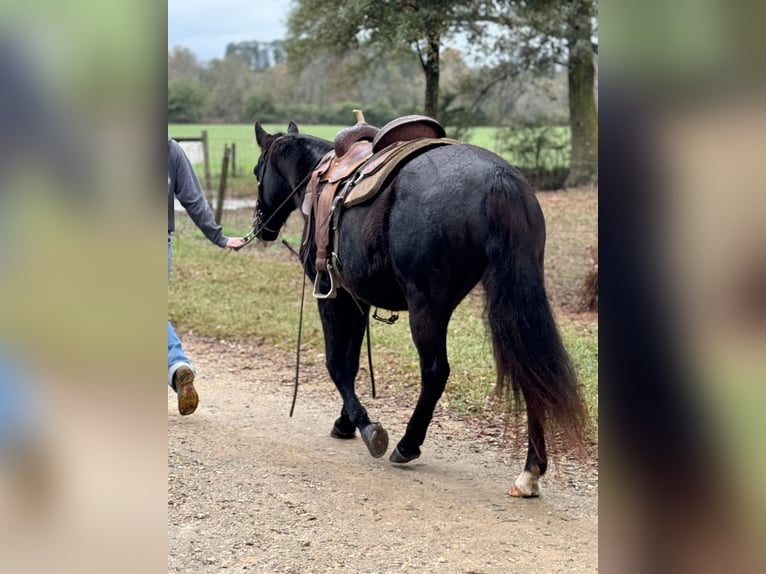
[466,0,598,186]
[203,56,254,122]
[286,0,466,121]
[243,94,281,123]
[562,0,597,187]
[168,48,210,122]
[168,47,203,82]
[224,40,287,72]
[168,80,208,123]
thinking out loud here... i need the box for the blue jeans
[168,233,193,390]
[0,351,36,452]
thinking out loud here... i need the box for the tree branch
[414,40,427,71]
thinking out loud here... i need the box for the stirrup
[312,269,336,299]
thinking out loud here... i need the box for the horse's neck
[283,140,329,217]
[305,139,332,172]
[284,139,328,185]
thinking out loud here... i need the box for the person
[168,137,245,415]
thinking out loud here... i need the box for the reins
[290,263,308,418]
[249,141,377,416]
[236,134,315,251]
[236,169,313,251]
[282,236,377,417]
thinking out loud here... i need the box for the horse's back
[388,142,539,252]
[337,143,540,307]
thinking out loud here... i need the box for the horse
[250,120,588,497]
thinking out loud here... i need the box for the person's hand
[225,237,246,250]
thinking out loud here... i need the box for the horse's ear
[287,121,299,134]
[255,121,268,148]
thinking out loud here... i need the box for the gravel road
[168,336,598,573]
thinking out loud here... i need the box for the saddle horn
[334,109,379,157]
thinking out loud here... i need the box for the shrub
[168,81,208,123]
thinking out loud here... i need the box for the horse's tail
[482,169,589,454]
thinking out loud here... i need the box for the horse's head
[252,120,300,241]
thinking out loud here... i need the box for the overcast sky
[168,0,292,62]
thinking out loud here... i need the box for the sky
[168,0,292,62]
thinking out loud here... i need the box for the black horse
[252,121,587,497]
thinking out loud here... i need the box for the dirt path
[168,336,598,573]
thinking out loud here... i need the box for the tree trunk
[423,32,440,120]
[565,0,598,188]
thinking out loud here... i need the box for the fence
[173,131,212,193]
[172,131,244,214]
[496,125,571,190]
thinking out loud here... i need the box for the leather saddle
[305,114,457,299]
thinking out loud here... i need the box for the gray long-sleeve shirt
[168,137,226,247]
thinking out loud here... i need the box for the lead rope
[287,261,378,414]
[283,236,378,413]
[289,265,307,418]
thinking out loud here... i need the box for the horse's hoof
[360,423,388,458]
[507,470,541,498]
[330,422,356,439]
[389,445,420,464]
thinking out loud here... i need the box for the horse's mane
[295,132,333,151]
[269,132,331,161]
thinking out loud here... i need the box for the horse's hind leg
[318,293,388,458]
[390,307,450,463]
[509,407,547,497]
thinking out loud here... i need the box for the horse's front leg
[329,404,356,439]
[318,292,388,458]
[390,305,450,463]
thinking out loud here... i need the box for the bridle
[237,136,315,250]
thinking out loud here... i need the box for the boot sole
[176,368,198,416]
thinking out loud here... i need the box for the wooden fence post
[202,129,212,195]
[214,144,230,225]
[230,142,237,177]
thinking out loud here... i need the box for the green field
[169,123,570,197]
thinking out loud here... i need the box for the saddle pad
[344,138,459,207]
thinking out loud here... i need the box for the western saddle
[305,111,458,298]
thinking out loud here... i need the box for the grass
[169,187,598,437]
[168,123,572,198]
